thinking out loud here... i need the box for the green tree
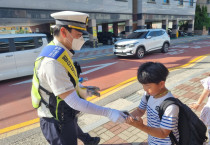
[202,6,210,28]
[195,5,210,30]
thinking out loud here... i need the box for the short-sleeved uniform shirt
[36,38,74,118]
[139,92,179,145]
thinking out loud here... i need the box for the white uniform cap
[51,11,89,34]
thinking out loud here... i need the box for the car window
[156,30,165,36]
[127,32,147,39]
[148,31,158,37]
[37,37,43,47]
[161,30,165,35]
[0,38,10,53]
[14,37,36,51]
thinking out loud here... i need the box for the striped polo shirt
[139,92,179,145]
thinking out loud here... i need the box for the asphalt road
[0,35,210,145]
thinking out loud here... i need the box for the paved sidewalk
[77,55,210,145]
[78,74,209,145]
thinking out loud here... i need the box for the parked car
[0,33,48,81]
[82,34,91,48]
[113,29,170,58]
[167,28,172,38]
[112,36,122,44]
[119,31,126,39]
[97,32,118,45]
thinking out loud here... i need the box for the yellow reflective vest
[31,42,80,120]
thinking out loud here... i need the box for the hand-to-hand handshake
[76,82,142,124]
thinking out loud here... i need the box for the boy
[126,62,179,145]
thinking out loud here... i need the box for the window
[127,32,148,39]
[163,0,169,4]
[14,37,36,51]
[148,31,158,37]
[156,30,165,36]
[189,0,193,6]
[0,39,10,53]
[115,0,128,2]
[207,0,210,4]
[179,0,183,5]
[37,37,43,47]
[148,0,155,2]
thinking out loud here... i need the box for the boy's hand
[125,116,144,129]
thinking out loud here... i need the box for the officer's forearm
[64,91,111,116]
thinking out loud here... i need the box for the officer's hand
[77,84,100,99]
[108,109,127,123]
[85,86,100,97]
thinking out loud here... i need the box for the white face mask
[66,33,85,51]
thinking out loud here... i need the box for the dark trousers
[40,117,91,145]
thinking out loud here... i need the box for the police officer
[31,11,126,145]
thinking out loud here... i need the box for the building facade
[0,0,197,43]
[133,0,196,37]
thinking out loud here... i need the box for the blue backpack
[146,95,208,145]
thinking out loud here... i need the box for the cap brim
[74,28,89,35]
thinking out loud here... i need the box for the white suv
[113,29,170,58]
[0,33,48,81]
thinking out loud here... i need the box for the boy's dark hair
[53,25,72,36]
[137,62,169,84]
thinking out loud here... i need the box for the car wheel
[136,47,145,59]
[161,43,169,53]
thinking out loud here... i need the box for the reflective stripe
[31,87,41,108]
[57,50,78,83]
[31,58,43,108]
[32,75,39,89]
[56,97,63,120]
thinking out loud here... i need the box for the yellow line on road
[87,77,137,103]
[0,53,209,136]
[168,54,209,71]
[0,118,39,135]
[106,54,113,56]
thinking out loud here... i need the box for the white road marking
[10,79,32,86]
[81,62,117,75]
[10,62,118,86]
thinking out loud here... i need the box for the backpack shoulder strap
[159,97,180,145]
[159,97,178,120]
[146,94,150,102]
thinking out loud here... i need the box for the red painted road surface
[0,40,210,130]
